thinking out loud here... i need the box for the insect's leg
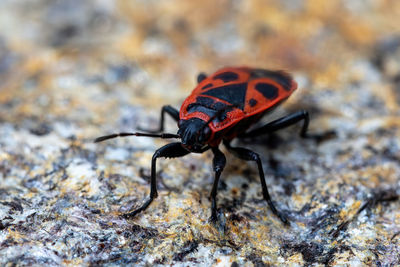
[138,105,179,133]
[210,147,226,222]
[123,142,189,219]
[197,72,207,83]
[239,110,309,139]
[224,141,289,224]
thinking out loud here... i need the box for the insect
[95,66,311,224]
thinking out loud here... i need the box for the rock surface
[0,0,400,266]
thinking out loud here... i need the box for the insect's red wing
[180,67,298,132]
[241,68,298,116]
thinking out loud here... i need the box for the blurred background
[1,0,399,131]
[1,0,400,266]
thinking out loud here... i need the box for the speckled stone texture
[1,0,400,266]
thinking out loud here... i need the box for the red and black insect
[95,66,311,224]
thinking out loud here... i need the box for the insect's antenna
[94,132,180,143]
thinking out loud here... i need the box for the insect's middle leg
[123,142,189,219]
[239,110,309,139]
[210,147,226,222]
[223,141,289,224]
[138,105,179,133]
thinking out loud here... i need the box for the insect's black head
[178,118,211,152]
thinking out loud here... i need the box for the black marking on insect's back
[213,101,229,110]
[193,96,215,107]
[187,104,217,118]
[187,96,231,122]
[255,83,278,100]
[213,71,239,82]
[190,96,230,110]
[202,83,213,90]
[249,98,257,107]
[202,83,247,110]
[250,69,293,91]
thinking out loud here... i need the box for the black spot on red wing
[249,98,257,107]
[202,83,213,90]
[255,83,278,100]
[213,71,239,82]
[202,83,247,110]
[250,69,293,91]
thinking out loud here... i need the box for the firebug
[95,66,315,224]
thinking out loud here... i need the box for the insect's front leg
[223,141,289,225]
[138,105,179,133]
[210,147,226,222]
[122,142,189,219]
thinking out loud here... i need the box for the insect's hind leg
[238,110,335,142]
[138,105,179,133]
[223,140,289,224]
[122,142,189,219]
[239,110,310,139]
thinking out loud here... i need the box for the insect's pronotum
[95,66,313,224]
